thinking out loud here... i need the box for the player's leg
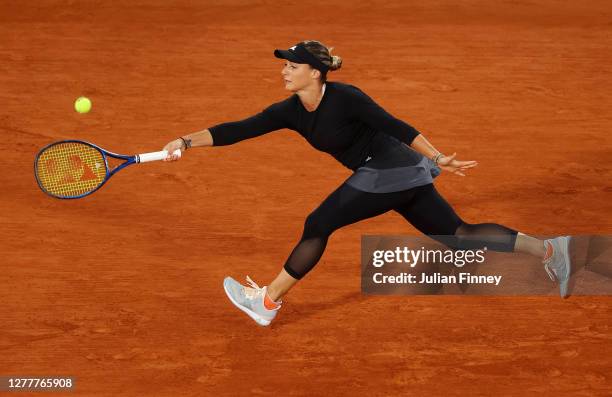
[224,182,416,325]
[514,233,546,257]
[266,268,298,302]
[277,183,426,281]
[393,183,518,251]
[393,183,571,296]
[267,183,417,299]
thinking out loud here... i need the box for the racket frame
[35,139,142,199]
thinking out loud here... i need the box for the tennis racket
[34,140,181,199]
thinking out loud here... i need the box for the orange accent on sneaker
[543,241,554,261]
[264,292,280,310]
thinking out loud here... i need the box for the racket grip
[138,149,182,163]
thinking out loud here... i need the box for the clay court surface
[1,1,611,395]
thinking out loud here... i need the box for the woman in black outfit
[163,40,571,326]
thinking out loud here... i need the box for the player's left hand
[437,153,478,176]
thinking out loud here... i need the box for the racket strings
[36,142,106,198]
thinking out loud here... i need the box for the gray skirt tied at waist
[344,134,441,193]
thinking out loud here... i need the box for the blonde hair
[302,40,343,82]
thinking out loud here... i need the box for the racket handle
[138,149,182,163]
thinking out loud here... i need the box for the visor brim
[274,49,305,63]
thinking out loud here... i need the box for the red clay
[1,1,611,395]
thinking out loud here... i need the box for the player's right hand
[162,139,184,161]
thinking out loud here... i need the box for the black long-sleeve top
[209,81,422,171]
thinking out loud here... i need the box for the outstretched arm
[162,101,290,161]
[348,86,478,176]
[408,133,438,160]
[163,129,213,160]
[180,129,214,148]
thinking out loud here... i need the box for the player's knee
[303,212,333,239]
[426,221,467,251]
[430,234,463,251]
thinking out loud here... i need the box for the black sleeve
[208,100,291,146]
[346,85,420,145]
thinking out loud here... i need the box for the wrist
[432,153,444,165]
[179,136,192,150]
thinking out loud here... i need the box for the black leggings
[283,183,518,280]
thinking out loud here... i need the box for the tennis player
[162,40,572,326]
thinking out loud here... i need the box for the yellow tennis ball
[75,97,92,114]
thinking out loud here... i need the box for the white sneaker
[223,276,281,326]
[542,236,572,298]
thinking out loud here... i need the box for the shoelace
[542,241,558,282]
[543,261,557,282]
[244,275,282,309]
[243,275,263,300]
